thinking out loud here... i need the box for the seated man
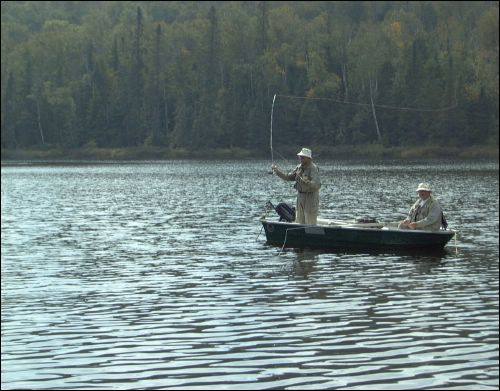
[399,183,443,231]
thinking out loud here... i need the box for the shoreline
[1,144,499,163]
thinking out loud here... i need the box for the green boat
[260,218,456,251]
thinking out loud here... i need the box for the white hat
[416,183,432,192]
[297,148,312,159]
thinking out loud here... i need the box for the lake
[1,160,498,390]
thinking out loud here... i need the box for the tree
[1,72,18,148]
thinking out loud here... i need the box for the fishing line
[268,92,457,170]
[274,93,458,112]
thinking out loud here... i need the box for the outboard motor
[266,201,296,222]
[441,212,448,230]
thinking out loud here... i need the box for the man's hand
[401,219,417,229]
[298,174,310,184]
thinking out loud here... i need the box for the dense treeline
[1,1,498,152]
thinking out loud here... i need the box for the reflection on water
[1,160,498,390]
[287,247,451,278]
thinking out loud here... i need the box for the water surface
[2,160,498,389]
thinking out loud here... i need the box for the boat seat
[317,218,384,229]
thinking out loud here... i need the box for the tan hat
[416,183,432,192]
[297,148,312,159]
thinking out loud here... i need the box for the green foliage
[1,1,498,151]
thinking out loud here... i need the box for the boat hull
[261,220,455,251]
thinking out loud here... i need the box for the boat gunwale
[260,218,456,236]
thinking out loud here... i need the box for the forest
[1,1,499,157]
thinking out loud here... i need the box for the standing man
[399,183,443,231]
[271,148,321,225]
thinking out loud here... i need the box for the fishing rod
[270,93,276,167]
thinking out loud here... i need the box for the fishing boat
[260,217,455,252]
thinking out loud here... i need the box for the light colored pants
[295,191,319,225]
